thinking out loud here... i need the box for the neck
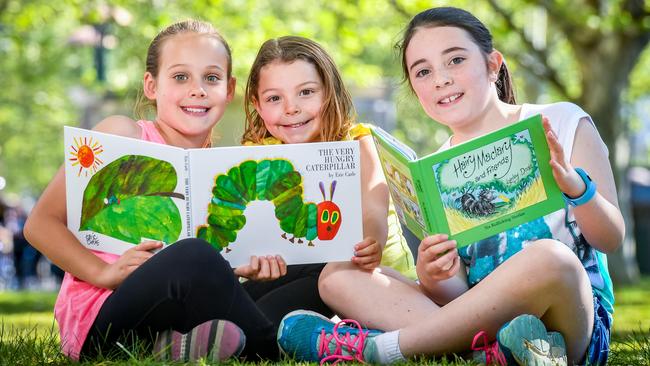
[450,99,522,146]
[154,121,212,148]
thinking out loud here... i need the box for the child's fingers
[249,255,259,272]
[353,257,380,270]
[435,247,459,267]
[352,253,380,266]
[131,250,155,263]
[354,237,374,250]
[354,242,379,257]
[549,159,563,173]
[419,234,449,252]
[134,241,164,252]
[276,255,288,277]
[546,131,566,162]
[120,250,154,268]
[421,239,456,260]
[257,257,270,279]
[267,256,280,279]
[233,265,252,278]
[542,118,561,150]
[444,256,461,275]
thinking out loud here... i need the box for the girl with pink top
[24,20,288,362]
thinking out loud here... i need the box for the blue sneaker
[277,310,382,363]
[497,314,567,366]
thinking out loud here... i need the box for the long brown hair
[133,19,233,120]
[242,36,355,144]
[397,7,516,104]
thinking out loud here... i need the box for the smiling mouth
[282,119,312,128]
[181,106,210,114]
[438,93,463,105]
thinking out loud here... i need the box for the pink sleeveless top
[55,120,166,359]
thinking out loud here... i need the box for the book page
[64,127,188,255]
[188,141,362,266]
[371,126,418,161]
[373,141,427,236]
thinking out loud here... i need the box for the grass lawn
[1,278,649,365]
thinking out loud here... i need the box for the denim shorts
[583,295,612,365]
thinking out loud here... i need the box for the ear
[487,50,504,81]
[143,71,157,100]
[226,76,236,103]
[252,95,262,114]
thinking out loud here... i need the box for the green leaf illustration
[79,155,183,244]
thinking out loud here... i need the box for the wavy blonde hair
[242,36,355,144]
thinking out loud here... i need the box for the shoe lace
[471,330,507,366]
[318,319,368,365]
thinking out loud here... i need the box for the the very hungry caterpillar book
[371,114,565,248]
[64,126,362,266]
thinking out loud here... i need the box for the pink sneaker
[153,319,245,361]
[471,330,508,366]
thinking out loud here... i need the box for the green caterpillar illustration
[196,159,342,252]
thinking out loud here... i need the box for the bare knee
[318,262,355,302]
[524,239,587,288]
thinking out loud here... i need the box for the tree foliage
[0,0,648,195]
[1,0,648,283]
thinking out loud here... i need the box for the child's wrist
[563,168,597,206]
[564,178,587,199]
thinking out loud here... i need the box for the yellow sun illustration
[69,137,104,177]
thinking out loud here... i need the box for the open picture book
[371,114,565,248]
[64,126,362,266]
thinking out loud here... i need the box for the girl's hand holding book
[416,234,459,284]
[234,255,287,282]
[97,241,163,289]
[351,237,382,270]
[542,116,588,198]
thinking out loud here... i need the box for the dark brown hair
[398,7,516,104]
[134,19,232,120]
[242,36,355,144]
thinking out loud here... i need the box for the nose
[284,99,300,116]
[433,69,453,88]
[190,83,207,98]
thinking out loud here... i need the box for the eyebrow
[408,46,469,71]
[260,80,320,95]
[167,64,225,72]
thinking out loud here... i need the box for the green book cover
[371,114,565,248]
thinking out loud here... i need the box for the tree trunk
[575,33,648,284]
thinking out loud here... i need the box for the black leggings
[80,238,332,361]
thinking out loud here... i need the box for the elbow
[609,227,626,254]
[23,215,36,246]
[599,227,625,254]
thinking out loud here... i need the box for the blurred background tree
[0,0,648,283]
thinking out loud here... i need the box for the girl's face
[144,33,235,139]
[254,60,324,144]
[405,26,500,130]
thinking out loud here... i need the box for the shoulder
[525,102,607,157]
[523,102,589,125]
[349,123,372,140]
[245,136,283,145]
[92,115,142,139]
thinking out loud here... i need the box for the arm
[23,116,158,289]
[350,135,389,269]
[544,117,625,252]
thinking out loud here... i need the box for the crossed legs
[319,239,594,363]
